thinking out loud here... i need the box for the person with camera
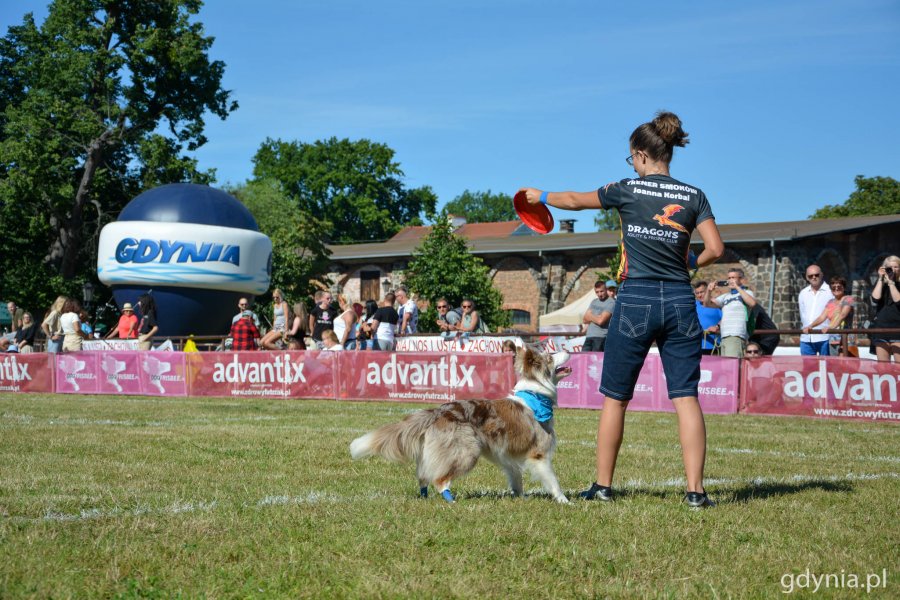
[870,255,900,363]
[703,268,756,358]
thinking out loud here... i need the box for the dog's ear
[516,347,542,377]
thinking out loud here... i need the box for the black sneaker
[684,491,716,508]
[580,482,613,501]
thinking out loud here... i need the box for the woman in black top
[520,111,725,507]
[14,312,37,352]
[870,255,900,362]
[136,293,159,351]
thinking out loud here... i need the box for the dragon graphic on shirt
[652,204,688,233]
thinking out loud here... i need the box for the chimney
[447,214,467,228]
[559,219,575,234]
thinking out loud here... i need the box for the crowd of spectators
[3,255,898,362]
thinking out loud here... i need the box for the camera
[886,267,894,276]
[716,280,729,287]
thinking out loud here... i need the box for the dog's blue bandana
[514,390,554,423]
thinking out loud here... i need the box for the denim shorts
[600,278,702,401]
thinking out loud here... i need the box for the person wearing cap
[106,302,139,339]
[230,310,261,351]
[605,280,618,300]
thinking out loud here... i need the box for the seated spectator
[321,329,344,351]
[231,297,261,329]
[107,303,139,339]
[435,297,461,339]
[230,310,260,351]
[693,281,721,355]
[456,298,486,335]
[803,276,855,356]
[60,298,86,352]
[14,312,37,353]
[744,341,764,359]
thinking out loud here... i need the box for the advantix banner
[2,351,898,422]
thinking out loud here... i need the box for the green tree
[443,189,516,223]
[251,137,437,244]
[0,0,235,307]
[594,208,621,231]
[229,179,331,302]
[810,175,900,218]
[404,213,510,333]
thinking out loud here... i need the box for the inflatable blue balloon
[97,183,272,337]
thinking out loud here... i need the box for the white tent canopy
[538,289,597,331]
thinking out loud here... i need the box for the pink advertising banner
[336,351,516,403]
[741,356,900,421]
[558,354,740,415]
[0,353,54,393]
[54,351,187,395]
[185,351,337,399]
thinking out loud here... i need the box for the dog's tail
[350,410,435,463]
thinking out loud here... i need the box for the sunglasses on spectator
[436,304,449,309]
[462,304,473,309]
[831,285,844,290]
[806,273,822,279]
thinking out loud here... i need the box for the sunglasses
[806,273,822,279]
[436,305,449,309]
[462,305,473,309]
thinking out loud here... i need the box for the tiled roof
[328,214,900,261]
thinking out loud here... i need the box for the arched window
[509,309,531,325]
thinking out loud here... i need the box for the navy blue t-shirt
[598,175,714,282]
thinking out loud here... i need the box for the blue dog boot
[419,486,428,499]
[440,489,455,503]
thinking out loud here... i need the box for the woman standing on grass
[520,111,724,507]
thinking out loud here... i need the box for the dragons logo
[652,204,688,233]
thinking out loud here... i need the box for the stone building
[326,214,900,334]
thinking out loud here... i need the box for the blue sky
[4,0,899,235]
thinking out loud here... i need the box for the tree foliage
[594,208,621,231]
[251,137,437,244]
[0,0,235,308]
[404,214,510,333]
[810,175,900,218]
[443,189,516,223]
[229,179,331,302]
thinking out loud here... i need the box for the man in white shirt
[798,264,834,355]
[395,285,418,334]
[704,268,756,358]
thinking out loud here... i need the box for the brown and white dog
[350,348,571,503]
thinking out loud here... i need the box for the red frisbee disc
[514,191,554,235]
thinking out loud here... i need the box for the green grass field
[1,393,897,598]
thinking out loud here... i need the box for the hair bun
[652,111,689,148]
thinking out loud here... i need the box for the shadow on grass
[449,479,855,504]
[727,479,853,503]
